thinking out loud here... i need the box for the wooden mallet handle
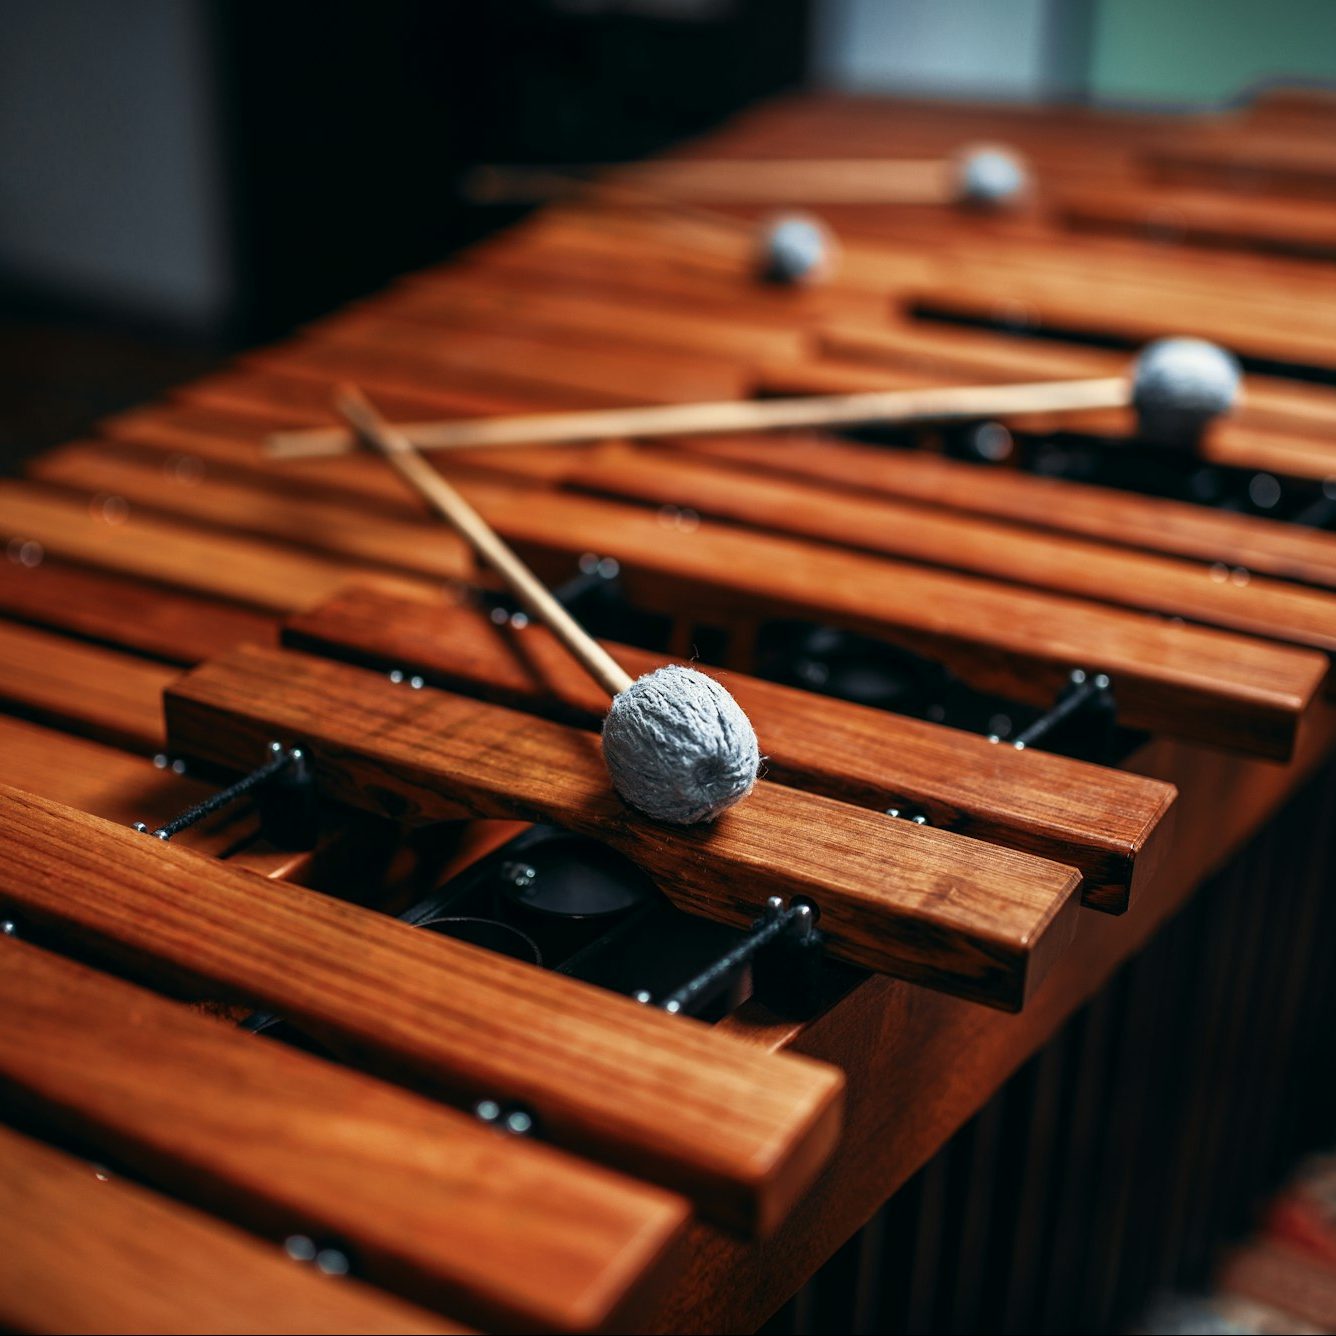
[334,385,634,698]
[277,376,1133,460]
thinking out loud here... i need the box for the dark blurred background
[3,0,1336,466]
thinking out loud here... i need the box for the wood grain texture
[566,445,1336,655]
[61,404,1325,758]
[0,939,686,1334]
[0,785,843,1236]
[0,1124,454,1336]
[164,643,1083,1008]
[451,479,1326,761]
[0,619,171,751]
[0,557,276,665]
[677,432,1336,591]
[287,585,1175,912]
[640,701,1336,1334]
[0,714,314,881]
[0,480,432,614]
[78,399,1326,760]
[114,369,1336,592]
[263,311,751,409]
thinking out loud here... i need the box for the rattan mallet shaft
[334,385,633,698]
[275,376,1134,461]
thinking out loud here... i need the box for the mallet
[331,385,760,826]
[463,145,1030,209]
[273,339,1241,461]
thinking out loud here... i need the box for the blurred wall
[811,0,1095,101]
[0,0,230,331]
[1089,0,1336,106]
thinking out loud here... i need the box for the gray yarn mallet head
[602,664,761,825]
[1131,338,1242,444]
[758,213,833,286]
[955,146,1029,207]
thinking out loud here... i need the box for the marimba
[4,87,1336,1335]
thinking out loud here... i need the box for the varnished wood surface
[0,714,315,881]
[565,444,1336,655]
[677,433,1336,591]
[0,558,275,665]
[165,644,1083,1008]
[0,938,687,1334]
[457,479,1327,761]
[0,480,433,614]
[0,1124,455,1336]
[0,619,171,752]
[44,408,1325,760]
[1059,182,1336,261]
[0,785,843,1236]
[642,700,1336,1333]
[8,85,1336,1334]
[287,585,1175,912]
[100,376,1336,593]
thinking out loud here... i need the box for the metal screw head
[632,989,653,1005]
[408,675,424,690]
[388,669,405,684]
[475,1099,501,1124]
[503,1109,533,1136]
[501,861,537,889]
[268,740,285,757]
[315,1249,350,1276]
[132,822,150,834]
[284,1235,318,1263]
[0,919,16,937]
[170,759,187,776]
[663,999,682,1015]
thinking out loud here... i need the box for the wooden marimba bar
[4,85,1336,1334]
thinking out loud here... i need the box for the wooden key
[39,419,1325,759]
[464,157,968,205]
[0,714,315,881]
[0,557,277,665]
[0,785,843,1235]
[677,432,1336,593]
[0,619,173,752]
[565,446,1336,655]
[443,480,1327,761]
[287,585,1176,912]
[0,1125,452,1336]
[162,643,1083,1009]
[0,938,686,1334]
[0,480,435,613]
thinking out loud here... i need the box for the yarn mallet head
[954,146,1030,208]
[1130,337,1242,444]
[758,213,834,286]
[331,385,760,826]
[603,665,761,825]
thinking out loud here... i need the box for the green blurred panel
[1090,0,1336,106]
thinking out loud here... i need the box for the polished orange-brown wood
[0,1124,455,1336]
[164,644,1084,1008]
[0,785,843,1236]
[0,938,687,1334]
[287,585,1175,912]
